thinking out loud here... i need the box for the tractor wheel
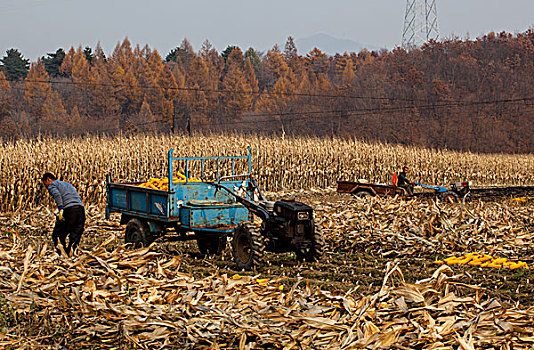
[295,223,325,262]
[125,218,153,249]
[440,192,459,203]
[197,235,226,255]
[232,222,264,270]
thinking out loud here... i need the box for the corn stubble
[1,134,533,212]
[0,200,533,349]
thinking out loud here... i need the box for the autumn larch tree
[220,47,253,122]
[0,70,11,119]
[24,60,52,122]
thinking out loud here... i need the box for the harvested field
[1,189,533,349]
[1,134,533,348]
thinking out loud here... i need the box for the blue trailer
[106,147,324,270]
[105,148,255,254]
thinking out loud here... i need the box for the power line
[2,74,533,136]
[3,76,534,112]
[0,76,430,103]
[100,96,534,132]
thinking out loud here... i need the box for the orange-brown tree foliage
[1,32,534,153]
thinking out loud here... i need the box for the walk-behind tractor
[208,179,324,270]
[105,147,323,270]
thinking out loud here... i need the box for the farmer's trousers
[52,205,85,255]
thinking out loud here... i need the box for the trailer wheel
[295,224,325,262]
[232,222,264,270]
[352,190,373,198]
[197,235,226,255]
[125,218,153,248]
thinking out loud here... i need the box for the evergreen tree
[72,46,91,83]
[112,38,134,68]
[244,47,261,77]
[221,46,240,62]
[42,48,66,77]
[0,49,30,81]
[166,47,179,62]
[84,46,94,65]
[137,97,156,131]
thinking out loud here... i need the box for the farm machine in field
[105,147,323,270]
[207,179,324,270]
[337,179,470,201]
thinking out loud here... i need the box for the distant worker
[41,173,85,256]
[397,166,415,195]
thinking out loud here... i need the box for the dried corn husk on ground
[0,234,533,349]
[313,190,534,261]
[0,190,533,349]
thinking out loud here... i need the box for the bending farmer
[41,173,85,256]
[397,166,415,195]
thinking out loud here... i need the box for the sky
[1,0,533,61]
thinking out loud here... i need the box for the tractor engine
[451,181,471,197]
[261,199,315,252]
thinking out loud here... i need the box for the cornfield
[1,133,533,212]
[1,133,534,349]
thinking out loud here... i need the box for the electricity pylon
[402,0,439,49]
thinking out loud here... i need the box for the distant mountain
[295,33,381,56]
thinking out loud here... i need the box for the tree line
[1,31,533,153]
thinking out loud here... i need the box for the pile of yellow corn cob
[435,252,530,270]
[138,172,201,191]
[512,196,534,202]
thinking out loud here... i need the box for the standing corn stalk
[1,133,533,211]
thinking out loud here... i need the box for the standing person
[41,173,85,256]
[397,166,415,195]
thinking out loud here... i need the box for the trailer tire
[232,222,264,271]
[197,235,226,255]
[295,223,325,262]
[352,190,373,198]
[125,218,153,249]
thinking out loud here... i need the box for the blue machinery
[414,182,448,193]
[106,147,254,235]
